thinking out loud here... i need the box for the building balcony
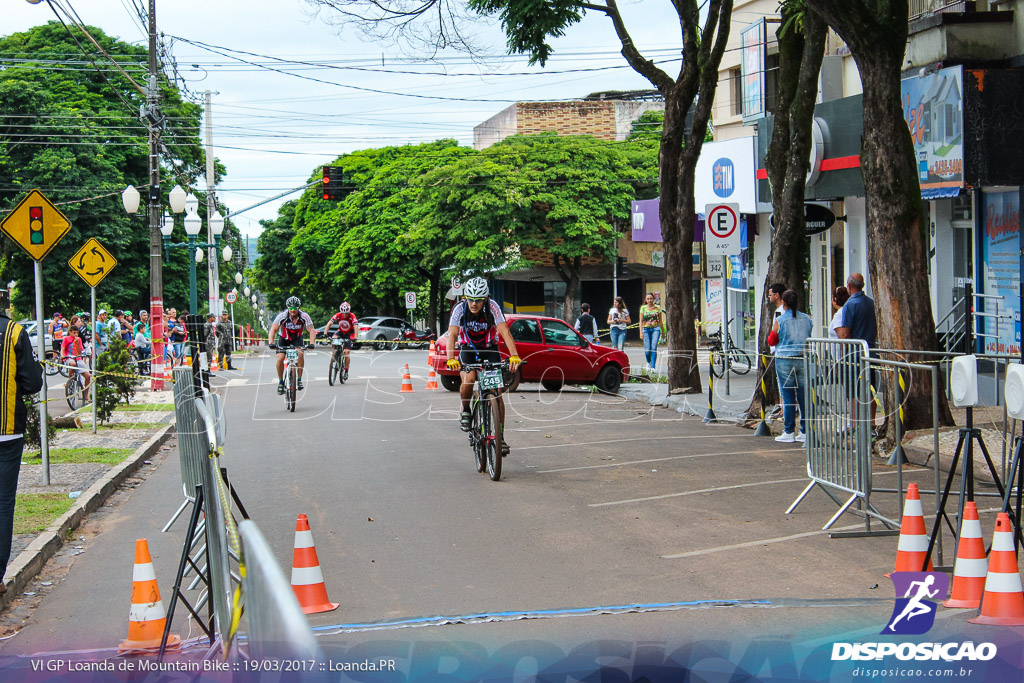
[907,2,1015,69]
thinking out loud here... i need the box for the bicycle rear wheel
[45,351,60,377]
[472,399,486,473]
[286,366,296,412]
[730,349,752,375]
[709,348,725,378]
[486,394,502,481]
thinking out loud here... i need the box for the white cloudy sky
[4,0,694,237]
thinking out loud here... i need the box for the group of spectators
[768,272,877,443]
[574,295,667,372]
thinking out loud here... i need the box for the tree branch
[596,0,675,92]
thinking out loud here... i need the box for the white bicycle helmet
[339,302,351,313]
[463,277,489,299]
[286,296,301,309]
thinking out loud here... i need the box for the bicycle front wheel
[286,367,296,412]
[328,352,338,386]
[709,348,725,378]
[65,375,84,410]
[730,349,752,375]
[45,351,60,376]
[487,394,502,481]
[472,399,486,473]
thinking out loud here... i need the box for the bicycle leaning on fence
[706,320,752,378]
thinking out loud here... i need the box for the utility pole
[204,90,221,316]
[147,0,166,391]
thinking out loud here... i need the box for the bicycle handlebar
[460,359,526,372]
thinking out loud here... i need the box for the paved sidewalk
[1,388,176,611]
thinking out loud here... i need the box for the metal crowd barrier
[238,520,324,660]
[787,338,900,535]
[195,393,233,641]
[164,367,206,531]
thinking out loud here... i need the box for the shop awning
[922,186,962,200]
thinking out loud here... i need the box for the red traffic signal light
[321,165,345,201]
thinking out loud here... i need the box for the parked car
[356,316,411,350]
[431,314,630,394]
[19,318,53,351]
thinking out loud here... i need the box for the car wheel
[541,379,563,392]
[440,374,461,392]
[595,364,622,395]
[373,335,387,351]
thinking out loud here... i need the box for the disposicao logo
[831,572,997,663]
[712,158,734,198]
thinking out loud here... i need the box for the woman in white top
[607,296,630,350]
[828,285,851,357]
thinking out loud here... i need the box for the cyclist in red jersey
[60,326,91,402]
[267,296,316,394]
[324,302,358,382]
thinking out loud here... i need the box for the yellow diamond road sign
[0,189,72,261]
[69,238,117,288]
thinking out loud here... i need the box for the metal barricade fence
[165,367,207,532]
[238,519,324,661]
[787,338,899,535]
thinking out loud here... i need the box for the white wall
[752,214,773,338]
[930,199,956,330]
[843,197,870,295]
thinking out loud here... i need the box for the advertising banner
[979,190,1020,355]
[741,20,765,120]
[695,137,758,214]
[901,65,964,198]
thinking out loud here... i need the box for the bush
[24,394,55,449]
[94,339,140,424]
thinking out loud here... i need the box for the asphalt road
[0,346,1011,665]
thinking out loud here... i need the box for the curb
[618,383,748,422]
[1,424,175,610]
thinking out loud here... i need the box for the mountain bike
[462,359,522,482]
[64,356,89,410]
[707,322,752,378]
[270,343,312,412]
[328,337,348,386]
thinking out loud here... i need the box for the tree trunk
[746,7,826,420]
[427,266,440,333]
[553,254,582,322]
[809,0,953,429]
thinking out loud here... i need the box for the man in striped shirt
[268,296,316,394]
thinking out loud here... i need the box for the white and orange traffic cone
[427,340,435,368]
[886,483,933,577]
[163,362,173,384]
[943,501,988,609]
[290,514,339,615]
[968,512,1024,625]
[400,364,414,393]
[210,355,219,372]
[425,367,438,390]
[119,539,180,654]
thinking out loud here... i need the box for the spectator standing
[172,314,188,365]
[48,313,68,356]
[216,312,234,370]
[204,314,218,371]
[574,304,599,343]
[95,309,110,354]
[772,290,814,443]
[828,286,851,344]
[835,272,878,429]
[133,320,151,377]
[767,283,785,355]
[164,308,178,367]
[639,293,666,372]
[0,297,44,595]
[607,296,630,351]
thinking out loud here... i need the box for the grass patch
[23,447,134,465]
[99,421,167,430]
[14,493,75,534]
[114,403,175,411]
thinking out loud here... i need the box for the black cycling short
[459,346,501,369]
[275,338,305,350]
[331,335,354,350]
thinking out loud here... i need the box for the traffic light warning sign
[0,189,72,261]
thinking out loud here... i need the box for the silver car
[356,316,409,350]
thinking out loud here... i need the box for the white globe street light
[210,211,225,237]
[183,211,202,237]
[235,272,243,285]
[222,245,233,262]
[121,185,140,214]
[160,213,174,238]
[184,193,199,216]
[243,286,251,297]
[195,249,204,264]
[169,185,187,214]
[251,294,257,303]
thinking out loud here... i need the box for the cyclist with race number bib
[325,302,358,382]
[267,296,317,395]
[445,277,521,456]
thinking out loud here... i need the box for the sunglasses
[288,307,298,311]
[466,297,486,303]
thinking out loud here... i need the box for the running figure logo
[882,572,949,635]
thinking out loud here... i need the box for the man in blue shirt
[836,272,877,429]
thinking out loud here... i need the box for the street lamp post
[161,193,228,316]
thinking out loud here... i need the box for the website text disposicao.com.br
[851,665,980,678]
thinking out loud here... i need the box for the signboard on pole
[704,203,742,256]
[225,291,237,304]
[405,292,417,309]
[68,238,117,287]
[0,189,72,261]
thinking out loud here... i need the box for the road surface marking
[539,447,803,473]
[662,524,864,559]
[591,477,809,507]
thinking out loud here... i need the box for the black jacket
[0,315,45,436]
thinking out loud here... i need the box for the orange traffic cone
[119,539,180,654]
[427,340,435,368]
[425,367,438,390]
[943,501,988,608]
[290,514,339,615]
[968,512,1024,625]
[210,355,219,372]
[886,483,933,577]
[400,364,414,393]
[163,362,173,384]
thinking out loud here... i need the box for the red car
[432,314,631,394]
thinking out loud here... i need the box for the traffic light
[616,256,628,278]
[29,206,43,245]
[321,165,346,201]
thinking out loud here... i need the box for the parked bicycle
[461,359,523,482]
[706,321,752,378]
